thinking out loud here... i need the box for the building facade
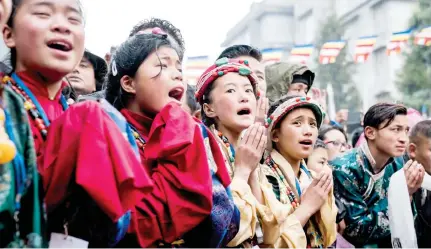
[221,0,418,110]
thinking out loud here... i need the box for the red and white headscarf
[266,96,325,150]
[195,57,259,104]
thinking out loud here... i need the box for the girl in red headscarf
[196,58,305,248]
[104,31,240,248]
[2,0,152,247]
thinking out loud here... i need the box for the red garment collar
[120,109,152,138]
[16,71,67,101]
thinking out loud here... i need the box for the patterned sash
[199,123,240,247]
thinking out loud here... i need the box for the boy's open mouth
[47,40,72,52]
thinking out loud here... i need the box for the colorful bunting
[414,26,431,46]
[288,44,314,64]
[261,48,284,64]
[319,40,346,64]
[185,56,211,85]
[185,56,211,70]
[386,29,412,56]
[354,36,377,63]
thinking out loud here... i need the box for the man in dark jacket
[65,50,107,100]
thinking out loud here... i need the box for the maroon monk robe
[41,101,153,222]
[15,71,67,168]
[121,102,219,247]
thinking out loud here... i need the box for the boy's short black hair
[410,120,431,145]
[363,103,407,130]
[217,45,262,62]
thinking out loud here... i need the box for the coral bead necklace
[2,74,68,140]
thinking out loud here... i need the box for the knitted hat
[266,96,325,150]
[195,57,259,104]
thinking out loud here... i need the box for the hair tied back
[112,60,118,76]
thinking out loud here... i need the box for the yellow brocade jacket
[211,130,307,248]
[261,150,338,248]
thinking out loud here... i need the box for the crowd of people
[0,0,430,248]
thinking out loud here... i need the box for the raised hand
[300,170,332,214]
[234,123,267,180]
[255,96,269,126]
[404,160,425,195]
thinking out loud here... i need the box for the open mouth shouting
[299,139,313,148]
[47,39,73,57]
[168,86,185,103]
[237,107,251,116]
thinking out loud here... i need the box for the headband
[266,96,325,150]
[195,57,259,104]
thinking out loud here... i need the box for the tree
[396,0,431,111]
[314,14,362,111]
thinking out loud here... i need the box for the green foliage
[314,14,362,111]
[396,0,431,110]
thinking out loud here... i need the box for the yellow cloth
[212,128,307,248]
[261,150,338,248]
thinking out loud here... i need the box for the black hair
[105,33,177,110]
[363,103,407,132]
[83,52,107,91]
[200,82,217,127]
[186,84,200,113]
[314,139,327,149]
[129,18,185,59]
[217,45,262,62]
[318,124,348,142]
[351,126,364,147]
[200,75,258,128]
[410,120,431,145]
[6,0,84,70]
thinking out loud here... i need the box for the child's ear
[203,103,216,118]
[408,143,417,160]
[120,75,136,94]
[271,128,280,143]
[364,126,376,141]
[193,109,201,120]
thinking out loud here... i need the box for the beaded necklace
[129,124,146,151]
[2,74,68,140]
[265,156,300,209]
[217,131,235,164]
